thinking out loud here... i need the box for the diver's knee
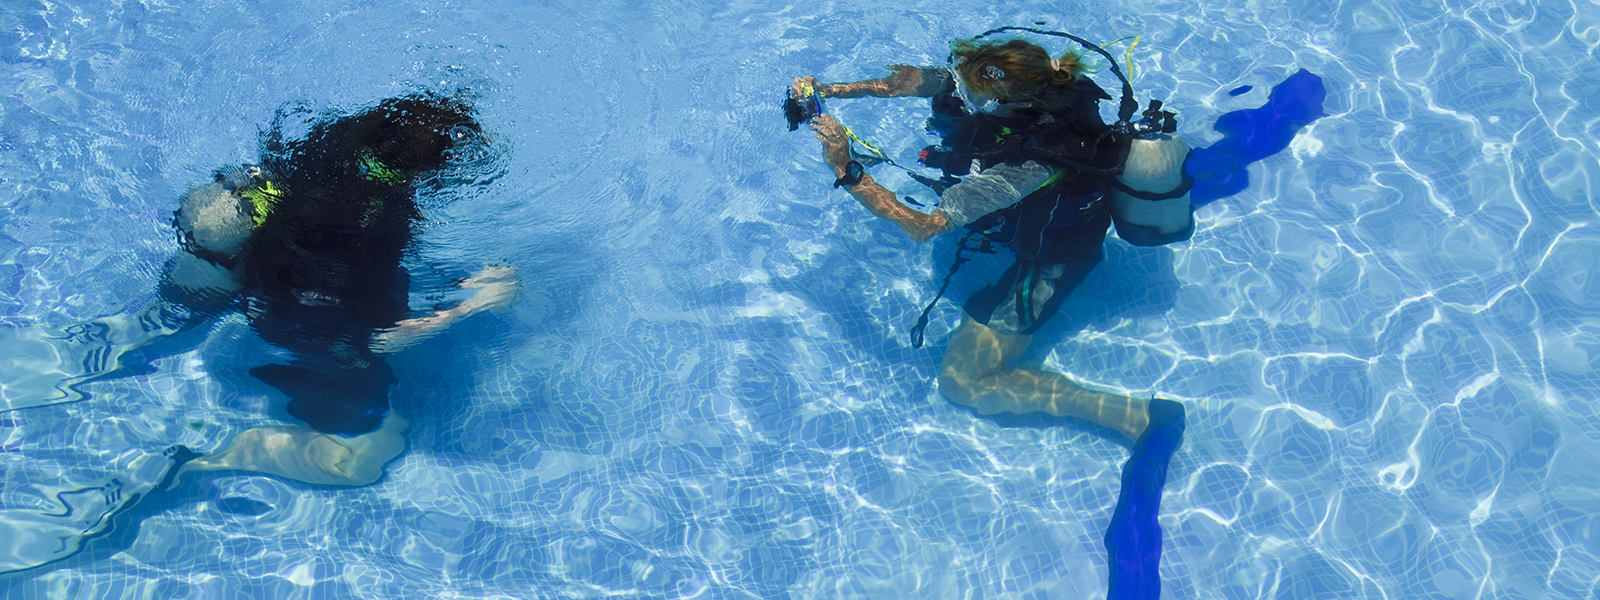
[936,364,980,408]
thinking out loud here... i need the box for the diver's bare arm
[813,65,948,99]
[839,175,950,243]
[812,115,950,243]
[372,265,520,353]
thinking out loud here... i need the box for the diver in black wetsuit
[0,94,519,576]
[0,95,524,576]
[64,95,519,486]
[791,35,1188,600]
[238,96,486,435]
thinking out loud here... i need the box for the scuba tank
[1111,100,1195,247]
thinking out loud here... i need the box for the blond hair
[950,38,1085,105]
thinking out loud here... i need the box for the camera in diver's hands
[784,79,825,131]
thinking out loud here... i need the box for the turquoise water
[1,0,1597,598]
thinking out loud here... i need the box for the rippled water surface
[1,0,1597,597]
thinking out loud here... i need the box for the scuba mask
[949,65,1000,114]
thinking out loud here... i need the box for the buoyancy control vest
[238,161,419,320]
[920,76,1197,255]
[919,77,1126,262]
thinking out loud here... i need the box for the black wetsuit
[239,175,419,435]
[125,96,484,436]
[923,77,1123,334]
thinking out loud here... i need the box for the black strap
[941,120,1133,179]
[971,26,1141,124]
[1014,258,1038,331]
[907,171,959,195]
[1112,168,1195,201]
[910,231,995,348]
[834,161,864,188]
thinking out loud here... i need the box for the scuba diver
[790,31,1193,600]
[0,94,520,576]
[0,93,518,575]
[47,94,518,488]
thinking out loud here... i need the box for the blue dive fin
[1188,69,1327,206]
[1105,398,1186,600]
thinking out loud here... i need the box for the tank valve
[1134,99,1177,137]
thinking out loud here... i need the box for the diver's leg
[939,316,1152,439]
[180,411,410,486]
[938,257,1151,439]
[940,312,1186,596]
[940,246,1186,598]
[1,252,237,410]
[940,319,1185,600]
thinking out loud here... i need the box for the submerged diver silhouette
[0,94,518,575]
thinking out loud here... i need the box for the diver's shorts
[964,213,1110,336]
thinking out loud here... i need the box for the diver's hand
[371,264,520,354]
[791,75,821,98]
[458,264,521,314]
[810,115,852,173]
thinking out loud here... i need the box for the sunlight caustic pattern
[0,0,1596,597]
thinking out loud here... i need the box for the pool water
[1,0,1597,598]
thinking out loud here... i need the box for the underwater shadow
[920,234,1182,368]
[391,231,608,458]
[1020,240,1182,365]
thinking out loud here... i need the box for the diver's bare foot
[180,412,410,486]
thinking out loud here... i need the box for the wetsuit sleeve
[933,161,1056,228]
